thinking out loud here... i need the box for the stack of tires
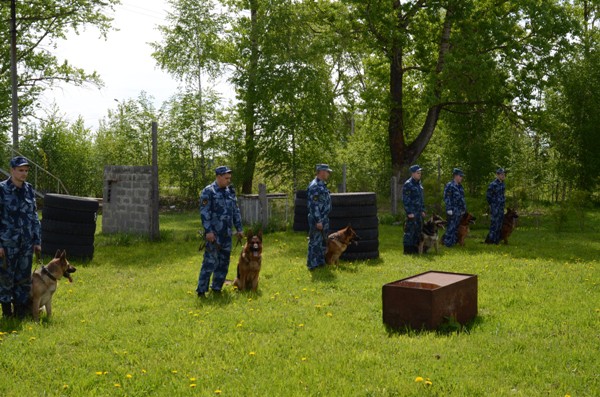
[293,191,379,261]
[41,193,99,261]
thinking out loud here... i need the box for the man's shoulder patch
[201,199,209,206]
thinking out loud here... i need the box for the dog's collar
[42,266,57,281]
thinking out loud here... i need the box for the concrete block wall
[102,165,155,235]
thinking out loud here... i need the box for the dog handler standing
[0,156,42,318]
[306,164,332,270]
[443,168,467,248]
[196,166,243,297]
[485,168,506,244]
[402,165,426,254]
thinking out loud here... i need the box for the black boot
[14,303,29,320]
[403,245,418,255]
[1,302,13,318]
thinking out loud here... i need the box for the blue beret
[316,164,332,172]
[452,168,465,176]
[10,156,29,168]
[215,165,232,175]
[496,168,506,174]
[409,164,422,173]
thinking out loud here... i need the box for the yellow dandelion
[142,369,147,374]
[303,288,307,291]
[298,323,304,327]
[425,380,432,386]
[114,384,121,388]
[315,304,322,309]
[190,378,197,382]
[27,326,33,331]
[126,374,133,379]
[237,323,243,327]
[95,372,103,376]
[301,357,308,361]
[415,376,424,382]
[249,351,256,356]
[63,385,69,389]
[190,384,197,388]
[247,298,252,302]
[215,389,222,394]
[29,337,36,342]
[171,370,178,374]
[326,312,333,317]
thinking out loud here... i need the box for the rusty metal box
[382,271,477,330]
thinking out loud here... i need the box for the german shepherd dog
[457,212,476,246]
[501,208,519,244]
[233,231,263,291]
[325,225,359,265]
[30,250,76,322]
[418,214,447,254]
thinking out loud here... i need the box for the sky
[39,0,181,130]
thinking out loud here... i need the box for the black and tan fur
[418,214,447,254]
[457,212,477,246]
[30,250,76,322]
[233,231,263,291]
[501,208,519,244]
[325,225,359,265]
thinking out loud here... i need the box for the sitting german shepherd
[233,231,263,292]
[457,212,476,246]
[325,225,359,265]
[30,250,76,322]
[418,214,447,254]
[501,208,519,244]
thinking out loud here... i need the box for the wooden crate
[382,271,478,330]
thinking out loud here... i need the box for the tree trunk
[241,0,260,194]
[388,8,453,180]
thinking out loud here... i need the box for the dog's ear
[258,229,263,239]
[54,249,62,259]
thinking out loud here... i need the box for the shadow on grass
[383,315,484,337]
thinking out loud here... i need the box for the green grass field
[1,211,598,396]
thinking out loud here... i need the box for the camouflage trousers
[486,206,504,244]
[307,217,329,269]
[443,213,461,247]
[0,245,34,305]
[196,241,232,294]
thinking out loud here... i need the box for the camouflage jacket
[443,180,466,214]
[486,178,505,208]
[199,181,242,246]
[402,177,425,216]
[0,178,41,249]
[307,177,331,224]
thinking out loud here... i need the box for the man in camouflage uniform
[485,168,506,244]
[0,156,42,318]
[443,168,467,248]
[306,164,332,270]
[196,166,243,297]
[402,165,425,254]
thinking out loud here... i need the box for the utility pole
[10,0,19,149]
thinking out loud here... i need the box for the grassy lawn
[1,211,598,396]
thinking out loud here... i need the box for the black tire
[41,219,97,236]
[331,193,377,207]
[44,193,100,212]
[43,206,97,224]
[42,230,95,246]
[42,242,94,260]
[330,205,377,218]
[295,190,307,199]
[293,222,309,232]
[351,228,379,241]
[330,217,378,230]
[294,206,308,218]
[344,239,379,253]
[340,250,379,261]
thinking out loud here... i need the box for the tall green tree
[342,0,575,178]
[151,0,226,183]
[0,0,118,141]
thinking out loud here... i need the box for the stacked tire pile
[41,193,99,261]
[293,191,379,261]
